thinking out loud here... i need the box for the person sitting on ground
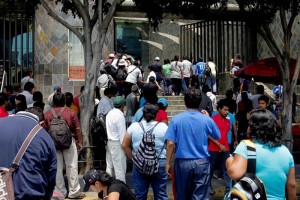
[83,169,136,200]
[156,97,168,125]
[226,109,296,200]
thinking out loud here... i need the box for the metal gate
[180,20,257,73]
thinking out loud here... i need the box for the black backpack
[104,61,117,78]
[225,140,267,200]
[48,107,72,150]
[132,122,164,175]
[115,65,127,81]
[90,114,107,145]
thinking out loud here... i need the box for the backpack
[132,122,164,175]
[115,65,127,81]
[90,114,107,145]
[225,140,267,200]
[104,61,117,78]
[205,64,212,77]
[49,107,73,150]
[0,124,41,200]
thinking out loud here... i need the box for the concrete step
[167,104,186,110]
[167,110,185,116]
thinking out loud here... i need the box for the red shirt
[209,114,230,151]
[0,107,8,118]
[44,107,80,135]
[156,109,168,122]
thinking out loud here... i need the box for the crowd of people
[0,52,297,200]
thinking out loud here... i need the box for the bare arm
[75,128,83,150]
[165,140,175,176]
[208,135,226,152]
[232,122,238,148]
[107,192,120,200]
[286,167,296,200]
[226,154,247,180]
[121,132,133,159]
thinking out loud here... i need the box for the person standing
[208,100,231,197]
[152,57,165,95]
[226,109,296,199]
[96,88,115,116]
[19,81,35,106]
[122,103,169,200]
[125,85,139,128]
[206,57,217,93]
[0,107,57,200]
[170,55,183,96]
[196,57,206,90]
[44,92,85,199]
[162,59,172,95]
[165,87,220,200]
[124,63,142,98]
[251,85,264,109]
[20,70,34,90]
[182,56,192,91]
[105,96,127,182]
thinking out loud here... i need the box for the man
[19,81,35,106]
[44,92,85,199]
[221,90,237,114]
[20,70,34,90]
[0,107,57,200]
[105,96,127,182]
[124,63,142,98]
[125,85,139,127]
[96,87,115,116]
[0,92,8,117]
[208,100,231,197]
[152,56,165,95]
[206,57,217,93]
[258,95,281,127]
[196,57,206,90]
[198,84,213,115]
[252,85,264,109]
[165,87,220,199]
[181,56,192,92]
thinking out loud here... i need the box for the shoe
[68,192,86,199]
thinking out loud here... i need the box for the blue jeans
[206,76,216,93]
[209,151,231,195]
[132,159,168,200]
[174,158,210,200]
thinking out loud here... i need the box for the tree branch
[279,3,288,32]
[287,13,297,39]
[90,0,99,29]
[261,23,283,58]
[73,0,90,24]
[99,0,122,33]
[40,0,84,44]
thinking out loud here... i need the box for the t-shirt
[196,62,206,76]
[127,120,168,158]
[107,182,136,200]
[212,111,236,144]
[162,64,171,75]
[146,71,156,83]
[182,60,192,78]
[125,65,142,84]
[234,141,294,200]
[0,107,8,118]
[156,109,168,122]
[209,114,230,151]
[165,110,220,159]
[170,61,182,79]
[152,62,163,81]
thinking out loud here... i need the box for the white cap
[122,55,127,59]
[109,53,115,58]
[155,57,160,61]
[118,59,126,66]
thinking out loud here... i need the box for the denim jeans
[206,76,216,93]
[132,159,168,200]
[209,151,231,195]
[163,75,172,95]
[174,158,210,200]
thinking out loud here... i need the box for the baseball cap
[118,59,126,66]
[53,86,61,92]
[109,53,115,58]
[113,96,125,108]
[158,98,168,107]
[155,56,160,61]
[82,170,99,192]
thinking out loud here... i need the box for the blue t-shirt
[127,120,168,158]
[196,62,206,77]
[234,141,294,200]
[165,110,220,159]
[132,107,144,122]
[212,111,236,144]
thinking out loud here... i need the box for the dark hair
[258,95,269,104]
[208,57,213,61]
[24,82,35,92]
[198,57,203,62]
[24,70,32,77]
[149,76,155,83]
[4,85,13,93]
[225,90,234,99]
[16,94,27,105]
[256,85,264,94]
[80,85,85,93]
[25,106,45,122]
[184,87,202,109]
[104,88,112,96]
[174,55,179,61]
[15,94,27,113]
[0,93,8,106]
[65,92,74,107]
[33,101,45,111]
[142,103,159,122]
[217,99,230,110]
[164,59,170,64]
[249,109,282,147]
[157,102,167,110]
[53,92,66,107]
[33,91,43,102]
[202,84,210,93]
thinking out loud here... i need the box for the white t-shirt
[125,65,142,84]
[146,71,156,83]
[106,108,126,144]
[207,61,217,76]
[182,60,192,78]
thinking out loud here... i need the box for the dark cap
[82,169,99,192]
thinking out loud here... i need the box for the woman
[15,94,27,113]
[83,169,136,200]
[226,109,296,200]
[65,92,78,115]
[122,103,169,200]
[170,55,183,96]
